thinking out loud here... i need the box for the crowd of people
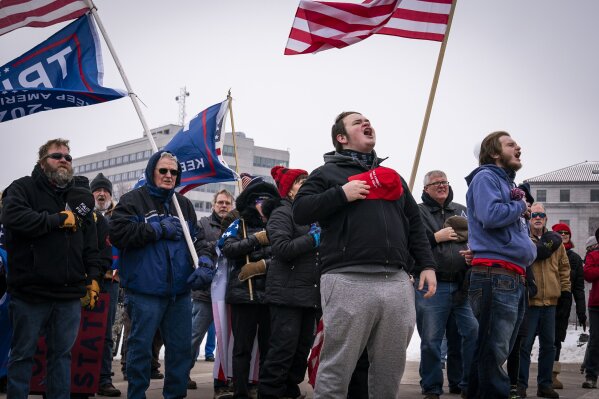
[0,113,598,399]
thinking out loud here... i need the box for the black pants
[231,303,270,398]
[259,305,317,398]
[585,308,599,379]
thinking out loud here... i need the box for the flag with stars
[217,219,240,249]
[0,14,125,123]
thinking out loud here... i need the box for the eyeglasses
[557,230,570,236]
[531,212,546,219]
[157,168,179,176]
[216,200,232,206]
[425,181,449,188]
[44,152,72,162]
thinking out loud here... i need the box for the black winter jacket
[293,151,435,274]
[264,198,320,309]
[2,165,102,302]
[416,189,468,281]
[192,211,223,302]
[222,210,271,305]
[555,248,586,341]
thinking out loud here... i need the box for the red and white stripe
[0,0,89,36]
[285,0,452,55]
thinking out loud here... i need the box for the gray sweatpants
[314,270,415,399]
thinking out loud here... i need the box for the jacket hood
[465,164,514,187]
[235,179,279,214]
[322,150,386,169]
[421,186,455,209]
[144,150,181,201]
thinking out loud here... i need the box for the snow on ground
[406,325,588,363]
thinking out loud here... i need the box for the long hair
[478,131,510,166]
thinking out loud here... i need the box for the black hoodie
[293,151,435,274]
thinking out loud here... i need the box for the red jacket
[583,249,599,307]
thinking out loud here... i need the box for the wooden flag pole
[408,0,458,191]
[83,0,199,267]
[227,90,243,194]
[227,91,254,300]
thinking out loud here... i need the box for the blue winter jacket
[110,151,202,297]
[465,164,536,269]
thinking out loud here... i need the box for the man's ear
[491,152,500,160]
[336,133,348,145]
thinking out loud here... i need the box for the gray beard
[46,168,73,187]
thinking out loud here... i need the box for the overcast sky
[1,0,598,204]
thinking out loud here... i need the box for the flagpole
[407,0,458,191]
[226,90,254,300]
[83,0,199,267]
[227,90,243,194]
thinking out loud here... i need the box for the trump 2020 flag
[0,14,125,123]
[135,99,238,193]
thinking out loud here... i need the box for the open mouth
[364,127,373,137]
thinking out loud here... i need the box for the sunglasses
[531,212,546,219]
[157,168,179,176]
[557,230,570,236]
[45,152,72,162]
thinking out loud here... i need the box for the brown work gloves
[59,210,77,231]
[238,259,267,281]
[80,279,100,309]
[253,230,269,246]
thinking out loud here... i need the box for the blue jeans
[7,297,81,399]
[126,291,191,399]
[100,279,120,385]
[467,268,525,399]
[518,305,556,389]
[415,280,478,395]
[205,322,216,357]
[190,299,214,369]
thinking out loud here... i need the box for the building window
[591,189,599,202]
[536,189,546,202]
[223,145,235,156]
[560,189,570,202]
[559,219,570,226]
[109,158,116,166]
[103,159,109,167]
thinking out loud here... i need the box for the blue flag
[0,14,125,123]
[135,99,238,192]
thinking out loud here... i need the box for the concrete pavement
[3,359,599,398]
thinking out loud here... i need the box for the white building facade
[524,161,599,251]
[73,124,289,218]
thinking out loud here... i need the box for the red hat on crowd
[271,166,308,198]
[347,166,403,201]
[551,223,572,236]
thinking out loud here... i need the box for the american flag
[285,0,452,55]
[0,0,89,36]
[307,317,324,387]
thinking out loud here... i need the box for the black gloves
[66,187,95,219]
[556,291,573,320]
[535,231,562,261]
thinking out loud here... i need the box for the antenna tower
[175,86,190,126]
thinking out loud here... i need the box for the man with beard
[90,173,121,397]
[464,131,536,398]
[2,138,103,399]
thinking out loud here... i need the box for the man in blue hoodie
[110,151,213,399]
[464,131,536,398]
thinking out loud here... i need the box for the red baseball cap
[348,166,404,201]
